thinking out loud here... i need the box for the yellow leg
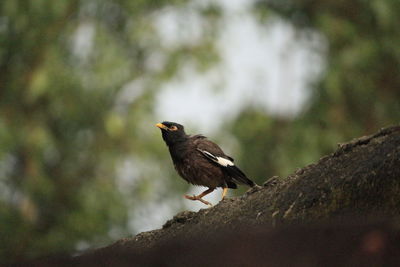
[222,187,228,199]
[184,188,214,206]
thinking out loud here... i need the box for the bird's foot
[184,194,212,206]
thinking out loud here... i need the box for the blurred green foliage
[1,0,399,263]
[0,0,219,263]
[231,0,400,183]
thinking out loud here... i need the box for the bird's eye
[169,126,178,131]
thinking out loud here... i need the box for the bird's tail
[225,165,256,187]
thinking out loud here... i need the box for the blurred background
[0,0,399,263]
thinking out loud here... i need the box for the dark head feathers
[160,121,184,131]
[156,121,187,145]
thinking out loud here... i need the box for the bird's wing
[194,138,255,187]
[192,137,226,156]
[196,148,234,167]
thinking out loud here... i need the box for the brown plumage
[156,121,256,206]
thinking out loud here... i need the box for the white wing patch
[215,156,234,167]
[197,149,234,167]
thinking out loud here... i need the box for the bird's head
[156,121,187,145]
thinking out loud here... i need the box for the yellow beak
[156,123,168,130]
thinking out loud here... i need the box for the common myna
[156,121,256,206]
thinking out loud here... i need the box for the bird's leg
[184,188,214,206]
[222,187,228,200]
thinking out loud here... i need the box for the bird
[156,121,256,206]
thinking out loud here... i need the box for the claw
[198,198,213,206]
[184,194,196,200]
[184,194,212,206]
[183,188,214,206]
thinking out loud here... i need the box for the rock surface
[31,125,400,266]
